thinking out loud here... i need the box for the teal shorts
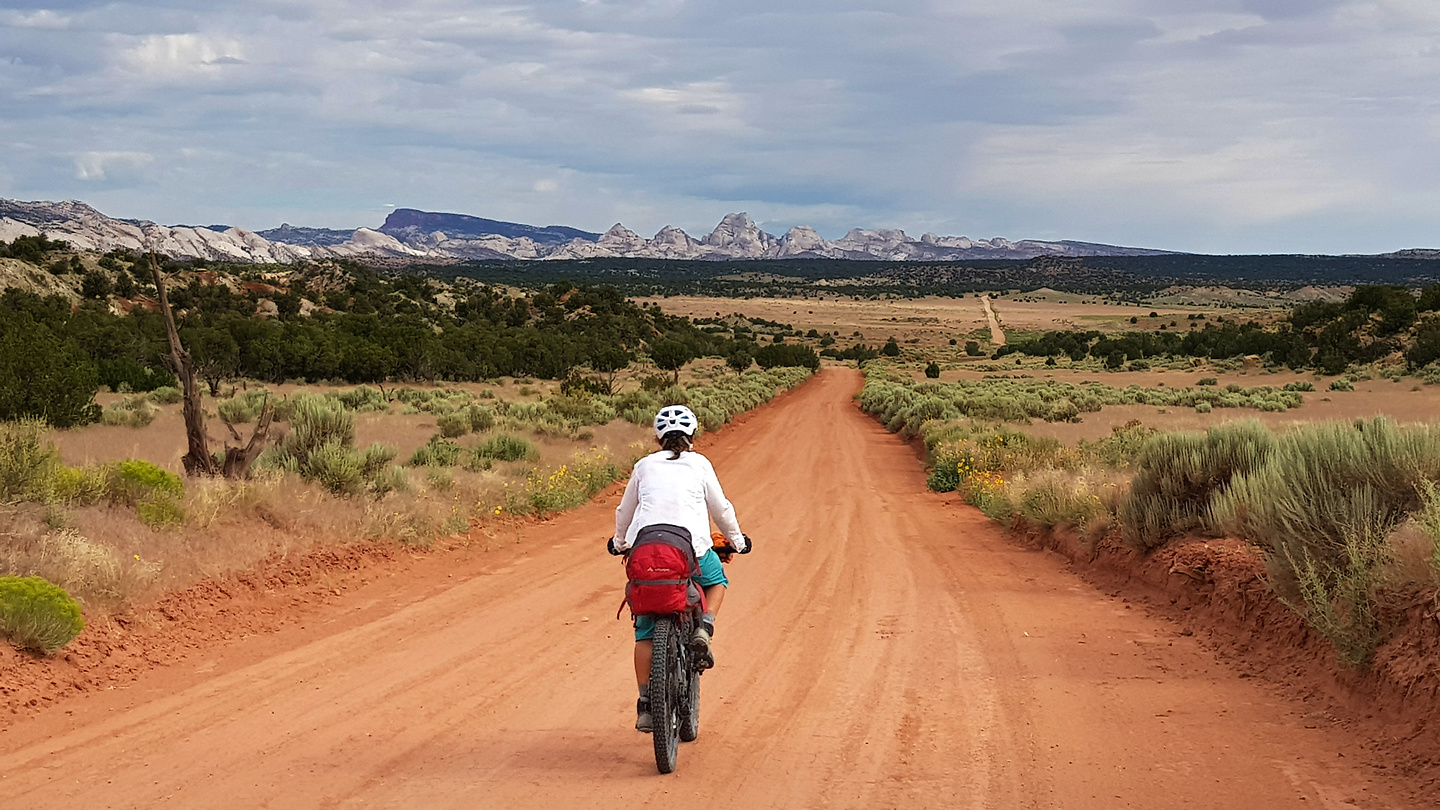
[634,549,728,641]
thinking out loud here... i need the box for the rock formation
[0,198,1178,263]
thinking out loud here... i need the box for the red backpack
[623,524,704,617]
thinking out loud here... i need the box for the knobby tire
[649,617,680,774]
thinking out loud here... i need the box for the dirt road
[0,369,1415,808]
[982,295,1006,346]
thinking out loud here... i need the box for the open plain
[638,293,1271,348]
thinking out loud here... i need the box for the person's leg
[702,583,726,618]
[633,616,655,731]
[690,550,730,669]
[634,639,653,686]
[696,549,729,630]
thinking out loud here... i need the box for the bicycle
[612,535,752,774]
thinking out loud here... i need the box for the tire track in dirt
[0,368,1421,808]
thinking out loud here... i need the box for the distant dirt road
[982,295,1006,345]
[0,369,1417,808]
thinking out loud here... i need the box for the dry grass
[5,375,719,613]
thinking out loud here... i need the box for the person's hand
[606,537,625,556]
[712,532,751,562]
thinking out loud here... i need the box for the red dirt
[1017,527,1440,796]
[1,368,1435,807]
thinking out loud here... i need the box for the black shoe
[636,697,653,733]
[690,622,715,671]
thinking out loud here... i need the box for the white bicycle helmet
[653,405,698,439]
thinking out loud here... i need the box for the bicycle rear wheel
[649,617,680,774]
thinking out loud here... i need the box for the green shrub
[147,386,183,405]
[435,411,472,438]
[1197,377,1217,386]
[927,458,962,492]
[1212,418,1440,575]
[336,385,387,412]
[50,465,107,504]
[1076,421,1157,469]
[545,394,614,426]
[510,451,625,516]
[0,419,60,502]
[369,464,410,496]
[924,361,941,379]
[136,496,185,529]
[1329,377,1355,392]
[1195,401,1213,413]
[409,435,464,467]
[274,395,354,453]
[973,486,1014,522]
[1283,381,1315,392]
[1014,472,1105,529]
[1045,398,1080,423]
[0,576,85,654]
[1415,480,1440,577]
[1206,418,1440,663]
[472,433,538,463]
[925,427,1064,492]
[259,396,397,496]
[302,439,364,495]
[1118,421,1274,549]
[218,391,269,424]
[1278,505,1391,667]
[466,405,497,432]
[100,397,158,428]
[357,442,397,479]
[108,459,184,504]
[858,370,1294,434]
[425,467,455,491]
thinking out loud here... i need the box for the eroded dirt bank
[0,368,1432,808]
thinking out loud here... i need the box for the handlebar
[606,534,754,557]
[713,534,753,561]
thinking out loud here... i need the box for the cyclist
[609,404,748,732]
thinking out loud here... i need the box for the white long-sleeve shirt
[613,449,746,560]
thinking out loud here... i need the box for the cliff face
[0,199,1177,263]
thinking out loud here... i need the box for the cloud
[969,126,1375,224]
[73,151,154,186]
[2,9,72,29]
[0,1,1436,251]
[118,33,247,78]
[622,82,751,133]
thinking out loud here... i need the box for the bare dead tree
[148,251,272,478]
[219,394,274,478]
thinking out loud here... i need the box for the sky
[1,1,1438,254]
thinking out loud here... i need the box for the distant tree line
[427,254,1440,300]
[997,284,1440,373]
[0,263,832,426]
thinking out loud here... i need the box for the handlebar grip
[740,534,753,554]
[606,537,624,556]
